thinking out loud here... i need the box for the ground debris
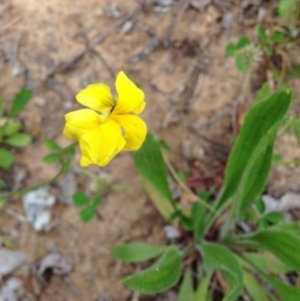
[36,253,73,277]
[22,187,56,232]
[0,249,26,279]
[0,277,23,301]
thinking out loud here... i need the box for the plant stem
[3,165,66,199]
[1,142,78,200]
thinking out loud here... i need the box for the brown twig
[44,7,141,78]
[0,0,11,16]
[165,0,190,73]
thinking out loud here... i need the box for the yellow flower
[63,71,147,167]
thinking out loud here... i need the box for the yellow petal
[79,119,126,167]
[113,71,146,115]
[111,114,147,151]
[63,109,102,140]
[76,83,116,118]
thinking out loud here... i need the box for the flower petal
[76,83,116,118]
[113,71,146,115]
[111,114,147,151]
[79,119,126,167]
[63,109,102,140]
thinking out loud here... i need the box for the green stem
[2,142,78,199]
[3,165,66,199]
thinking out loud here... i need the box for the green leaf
[225,43,235,56]
[270,222,300,236]
[236,56,247,72]
[278,0,295,16]
[264,211,283,224]
[240,228,300,271]
[286,64,300,78]
[0,148,14,169]
[266,45,273,56]
[198,190,209,202]
[243,252,291,274]
[254,83,271,103]
[44,138,61,151]
[178,269,194,301]
[43,153,60,163]
[2,121,22,136]
[257,26,267,40]
[112,243,168,263]
[92,195,103,207]
[79,205,96,222]
[217,90,292,211]
[8,88,33,118]
[122,247,182,294]
[4,133,32,147]
[236,37,250,49]
[200,242,243,301]
[192,203,207,242]
[192,272,213,301]
[72,191,90,206]
[243,255,300,301]
[270,32,284,43]
[0,96,4,117]
[243,270,266,301]
[293,119,300,144]
[258,218,268,230]
[255,198,265,214]
[134,134,176,220]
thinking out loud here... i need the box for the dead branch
[44,7,141,79]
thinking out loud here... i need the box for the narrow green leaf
[236,37,250,49]
[255,198,265,214]
[178,269,194,301]
[254,83,271,103]
[270,222,300,236]
[92,195,103,207]
[243,252,291,275]
[44,138,61,151]
[122,247,182,294]
[79,205,95,222]
[257,26,267,40]
[266,46,273,56]
[242,255,300,301]
[112,243,168,263]
[278,0,295,16]
[217,90,292,210]
[43,153,60,163]
[241,228,300,271]
[72,191,90,206]
[134,134,176,220]
[4,133,32,147]
[293,119,300,144]
[286,64,300,78]
[243,270,266,301]
[192,204,206,242]
[2,121,22,136]
[225,43,235,56]
[0,96,4,117]
[9,88,33,118]
[200,242,243,301]
[258,218,268,230]
[236,56,247,72]
[0,148,14,169]
[192,272,213,301]
[264,211,283,224]
[270,32,284,43]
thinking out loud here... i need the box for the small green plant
[0,88,33,170]
[111,89,300,300]
[72,191,103,222]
